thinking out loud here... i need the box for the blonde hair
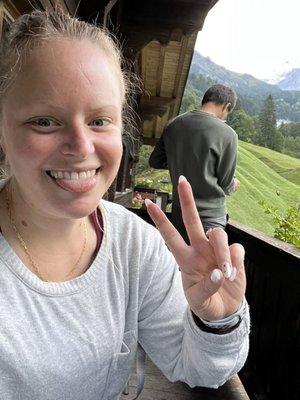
[0,9,139,177]
[0,9,127,103]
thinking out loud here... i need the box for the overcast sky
[195,0,299,82]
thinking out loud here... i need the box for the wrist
[192,298,246,334]
[192,311,242,334]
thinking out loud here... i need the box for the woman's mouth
[46,168,101,193]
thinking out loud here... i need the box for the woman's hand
[145,176,246,321]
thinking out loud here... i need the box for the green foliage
[180,83,200,113]
[282,136,300,159]
[136,172,172,193]
[258,95,279,150]
[279,121,300,138]
[135,145,153,175]
[259,200,300,248]
[135,177,153,188]
[278,122,300,158]
[227,110,258,143]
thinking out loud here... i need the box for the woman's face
[1,38,123,219]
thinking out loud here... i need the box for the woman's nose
[60,126,95,159]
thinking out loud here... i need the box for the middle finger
[178,176,207,245]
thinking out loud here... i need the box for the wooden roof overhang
[78,0,218,145]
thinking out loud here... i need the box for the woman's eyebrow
[87,106,120,114]
[19,103,120,114]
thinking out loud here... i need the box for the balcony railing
[127,207,300,400]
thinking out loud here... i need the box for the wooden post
[38,0,54,11]
[51,1,69,13]
[0,1,3,41]
[63,0,77,15]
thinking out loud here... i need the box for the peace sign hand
[145,176,246,321]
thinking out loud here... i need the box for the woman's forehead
[5,38,122,108]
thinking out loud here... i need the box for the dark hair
[201,84,237,112]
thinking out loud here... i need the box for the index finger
[178,176,207,245]
[144,199,188,257]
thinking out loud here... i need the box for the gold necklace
[5,184,88,282]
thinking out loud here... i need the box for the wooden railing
[227,221,300,400]
[128,208,300,400]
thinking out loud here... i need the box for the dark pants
[178,214,228,244]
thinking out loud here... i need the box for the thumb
[191,268,224,306]
[188,269,224,319]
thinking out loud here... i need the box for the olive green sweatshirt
[149,110,237,231]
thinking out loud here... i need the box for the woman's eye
[36,118,52,127]
[28,118,59,128]
[90,118,111,127]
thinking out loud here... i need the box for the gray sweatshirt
[0,198,249,400]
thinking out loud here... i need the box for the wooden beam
[0,2,3,41]
[39,0,53,11]
[63,0,77,15]
[3,0,20,19]
[142,137,158,146]
[140,96,175,120]
[52,0,68,13]
[156,45,166,96]
[172,34,189,98]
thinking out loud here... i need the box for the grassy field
[136,141,300,237]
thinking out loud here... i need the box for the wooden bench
[120,358,250,400]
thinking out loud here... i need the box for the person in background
[149,84,240,241]
[0,10,248,400]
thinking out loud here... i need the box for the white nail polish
[144,198,152,207]
[222,262,232,279]
[210,269,222,283]
[178,175,187,183]
[229,267,237,282]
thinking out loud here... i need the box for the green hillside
[227,141,299,235]
[238,141,300,185]
[136,141,300,237]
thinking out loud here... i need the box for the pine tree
[258,95,277,149]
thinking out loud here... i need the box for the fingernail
[178,175,187,183]
[144,199,152,207]
[222,262,232,279]
[229,267,237,282]
[210,269,222,283]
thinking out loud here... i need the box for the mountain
[190,52,280,97]
[277,68,300,91]
[186,52,300,122]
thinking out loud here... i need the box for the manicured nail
[222,262,232,279]
[229,267,237,282]
[144,198,152,207]
[178,175,187,183]
[210,269,222,283]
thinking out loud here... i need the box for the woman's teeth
[49,169,96,180]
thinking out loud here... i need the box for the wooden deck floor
[120,358,250,400]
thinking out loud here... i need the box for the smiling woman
[1,37,123,214]
[0,9,250,400]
